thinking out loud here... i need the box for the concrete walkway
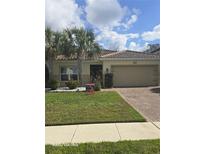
[45,122,160,145]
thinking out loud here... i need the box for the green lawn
[46,91,145,125]
[45,139,160,154]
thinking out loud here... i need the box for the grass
[46,91,145,125]
[45,139,160,154]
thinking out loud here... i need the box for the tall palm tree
[45,27,101,84]
[69,27,101,83]
[45,27,53,62]
[45,27,61,80]
[59,28,75,57]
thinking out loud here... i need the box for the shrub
[94,82,101,91]
[49,80,59,90]
[65,80,79,89]
[104,73,113,88]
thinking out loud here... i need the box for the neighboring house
[49,49,160,87]
[144,44,160,54]
[150,48,160,55]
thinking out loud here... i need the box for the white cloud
[121,14,138,29]
[85,0,139,30]
[118,8,140,30]
[45,0,143,51]
[45,0,84,31]
[128,42,138,50]
[128,42,149,51]
[96,30,139,51]
[85,0,126,30]
[127,15,138,26]
[132,8,141,15]
[141,24,160,41]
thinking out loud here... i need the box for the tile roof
[56,49,159,60]
[99,49,117,56]
[56,49,116,60]
[100,50,160,59]
[56,54,72,60]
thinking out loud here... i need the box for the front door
[90,65,103,85]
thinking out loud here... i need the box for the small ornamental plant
[65,80,79,89]
[49,80,59,90]
[94,82,101,91]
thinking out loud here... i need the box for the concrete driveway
[113,87,160,122]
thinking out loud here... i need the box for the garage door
[112,65,159,87]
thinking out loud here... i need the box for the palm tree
[45,27,53,83]
[45,27,101,84]
[59,28,75,57]
[69,27,101,83]
[45,27,53,62]
[45,27,61,80]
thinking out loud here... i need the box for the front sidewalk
[45,122,160,145]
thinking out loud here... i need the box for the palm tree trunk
[77,55,82,85]
[46,53,55,80]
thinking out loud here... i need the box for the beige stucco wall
[51,60,102,86]
[102,59,160,86]
[102,59,159,73]
[50,59,159,87]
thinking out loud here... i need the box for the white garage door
[112,65,159,87]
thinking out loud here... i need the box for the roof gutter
[99,58,160,61]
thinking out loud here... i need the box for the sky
[46,0,160,51]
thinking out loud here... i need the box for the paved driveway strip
[114,87,160,122]
[45,122,160,145]
[116,122,159,140]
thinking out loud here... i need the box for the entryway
[90,65,103,84]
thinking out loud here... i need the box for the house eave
[99,58,160,61]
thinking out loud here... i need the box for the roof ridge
[101,51,126,58]
[102,49,117,52]
[126,50,159,55]
[100,50,159,59]
[125,50,146,54]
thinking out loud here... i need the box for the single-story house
[47,49,160,87]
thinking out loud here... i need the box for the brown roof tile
[56,49,159,60]
[56,49,116,60]
[100,50,160,59]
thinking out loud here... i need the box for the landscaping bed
[45,139,160,154]
[45,91,145,125]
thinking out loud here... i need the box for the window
[61,67,68,81]
[60,66,78,81]
[70,74,78,80]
